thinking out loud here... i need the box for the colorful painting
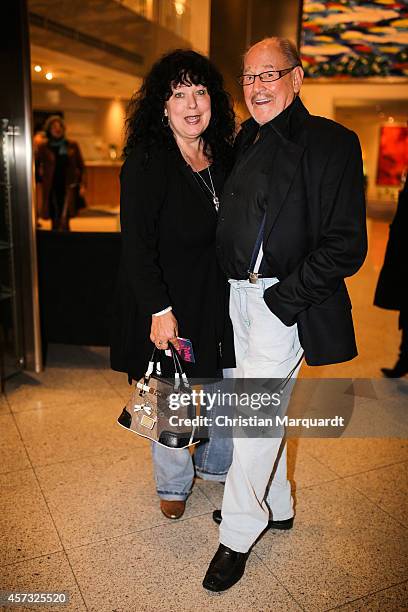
[376,125,408,185]
[300,1,408,78]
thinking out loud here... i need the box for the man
[202,37,367,592]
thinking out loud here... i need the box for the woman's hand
[150,311,180,350]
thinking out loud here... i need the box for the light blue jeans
[220,278,303,552]
[151,386,233,501]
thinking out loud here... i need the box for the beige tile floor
[1,219,407,611]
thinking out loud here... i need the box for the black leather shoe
[202,544,248,592]
[212,509,294,530]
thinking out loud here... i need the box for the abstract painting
[376,125,408,185]
[300,1,408,78]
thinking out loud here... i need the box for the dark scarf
[49,137,68,155]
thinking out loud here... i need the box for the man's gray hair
[244,37,303,68]
[278,38,303,68]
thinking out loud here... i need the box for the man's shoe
[212,509,294,530]
[381,359,408,378]
[202,544,248,592]
[160,499,185,519]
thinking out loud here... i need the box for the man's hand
[150,311,180,350]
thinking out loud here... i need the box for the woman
[374,176,408,377]
[35,115,85,231]
[110,49,236,519]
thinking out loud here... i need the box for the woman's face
[164,82,211,142]
[49,120,64,139]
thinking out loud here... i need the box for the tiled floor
[1,219,407,611]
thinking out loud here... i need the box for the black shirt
[217,100,296,280]
[49,142,68,199]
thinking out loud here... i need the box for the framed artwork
[376,125,408,186]
[300,0,408,79]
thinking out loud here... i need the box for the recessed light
[34,64,42,72]
[45,72,53,80]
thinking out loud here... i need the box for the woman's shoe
[160,499,186,519]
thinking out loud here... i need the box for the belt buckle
[248,272,260,284]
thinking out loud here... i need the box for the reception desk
[85,161,121,209]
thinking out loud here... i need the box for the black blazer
[233,98,367,366]
[110,142,235,380]
[374,180,407,312]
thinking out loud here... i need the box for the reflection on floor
[1,218,407,611]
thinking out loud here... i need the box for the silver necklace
[179,144,219,211]
[194,166,219,211]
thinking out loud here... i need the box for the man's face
[243,42,303,125]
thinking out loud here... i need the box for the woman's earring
[162,114,169,127]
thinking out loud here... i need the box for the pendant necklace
[179,145,220,211]
[194,166,219,211]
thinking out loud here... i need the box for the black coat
[110,142,235,380]
[374,180,407,312]
[222,97,367,366]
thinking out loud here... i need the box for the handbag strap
[143,344,189,388]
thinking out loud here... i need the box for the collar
[240,95,309,142]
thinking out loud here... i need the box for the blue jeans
[151,398,233,501]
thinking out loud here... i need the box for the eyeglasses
[238,66,299,86]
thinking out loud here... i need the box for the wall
[93,98,127,158]
[32,82,128,160]
[190,0,211,56]
[336,111,407,204]
[301,82,408,121]
[301,81,408,202]
[210,0,302,122]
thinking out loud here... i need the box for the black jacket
[218,97,367,366]
[374,180,407,312]
[110,142,235,380]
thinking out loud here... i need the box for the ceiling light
[174,1,185,16]
[34,64,42,72]
[45,72,53,80]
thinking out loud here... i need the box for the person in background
[35,115,85,231]
[33,128,47,154]
[110,49,236,520]
[33,129,47,225]
[375,176,408,377]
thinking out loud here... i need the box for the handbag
[117,344,200,449]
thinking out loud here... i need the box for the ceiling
[28,0,188,99]
[31,44,141,99]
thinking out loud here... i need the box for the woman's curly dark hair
[123,49,235,169]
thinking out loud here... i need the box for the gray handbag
[117,345,200,449]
